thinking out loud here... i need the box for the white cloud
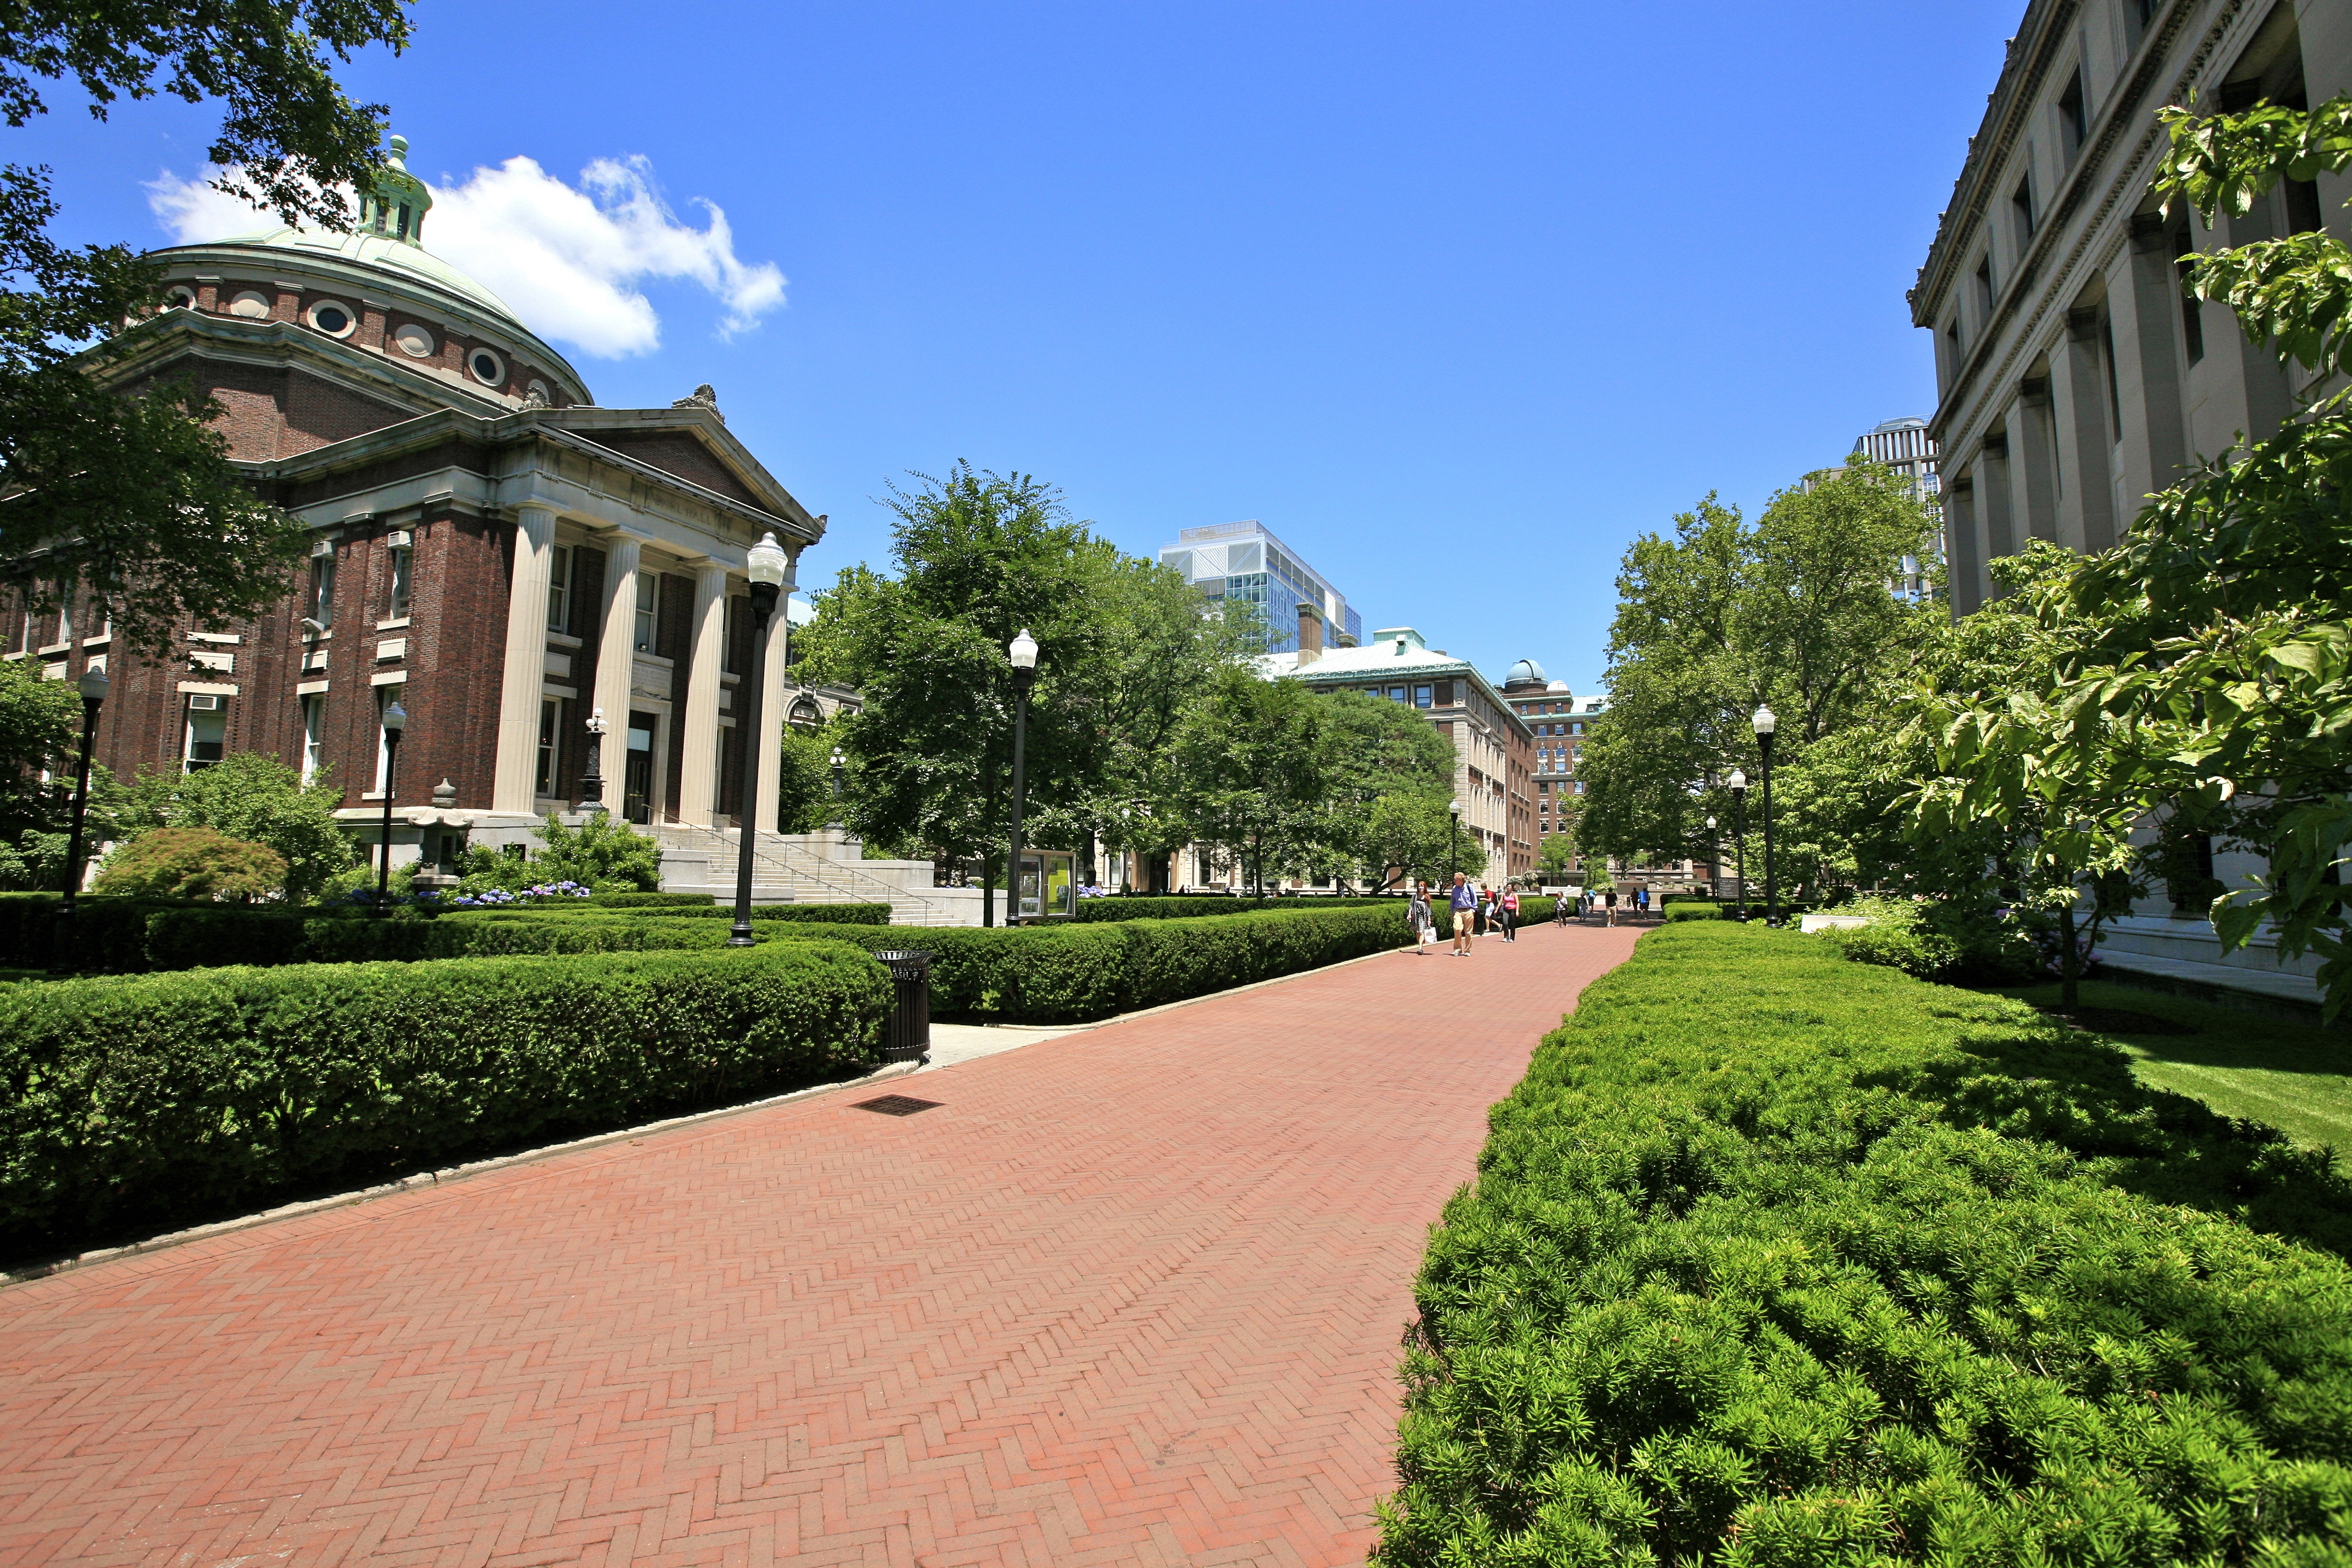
[145,155,786,359]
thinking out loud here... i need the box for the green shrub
[1074,893,1394,922]
[1663,901,1720,922]
[1378,922,2352,1567]
[122,751,353,904]
[0,941,891,1260]
[1813,895,2042,985]
[769,904,1409,1021]
[586,891,717,908]
[90,826,287,901]
[0,892,191,971]
[527,901,893,926]
[139,908,765,969]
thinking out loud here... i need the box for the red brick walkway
[0,922,1638,1567]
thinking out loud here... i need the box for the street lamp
[1450,796,1463,884]
[1753,705,1779,927]
[729,531,790,947]
[50,664,108,973]
[829,746,845,828]
[1005,628,1038,927]
[1727,771,1747,921]
[374,698,407,919]
[577,706,609,814]
[1705,814,1718,900]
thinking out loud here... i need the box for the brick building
[6,137,827,872]
[1497,661,1608,870]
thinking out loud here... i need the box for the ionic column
[492,500,558,814]
[751,562,794,833]
[675,559,729,827]
[593,532,644,777]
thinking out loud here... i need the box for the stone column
[592,533,643,800]
[2015,377,2061,545]
[752,572,792,833]
[2062,307,2119,554]
[492,500,557,814]
[675,559,729,827]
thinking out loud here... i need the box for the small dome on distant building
[1546,679,1570,692]
[1503,657,1546,691]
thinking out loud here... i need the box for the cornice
[100,310,514,422]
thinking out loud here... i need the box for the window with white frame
[634,571,657,652]
[184,695,225,772]
[54,579,72,644]
[310,551,336,627]
[536,695,565,796]
[375,684,403,793]
[388,542,412,619]
[547,544,573,634]
[300,693,326,784]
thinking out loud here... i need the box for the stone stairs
[650,823,972,927]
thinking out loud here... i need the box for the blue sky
[41,1,2023,694]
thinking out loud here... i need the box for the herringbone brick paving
[0,921,1639,1566]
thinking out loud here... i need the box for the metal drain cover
[854,1094,942,1117]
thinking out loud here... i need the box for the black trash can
[872,949,933,1063]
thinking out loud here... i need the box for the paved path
[1,922,1639,1567]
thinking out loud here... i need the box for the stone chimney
[1296,602,1325,663]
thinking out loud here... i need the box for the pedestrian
[1604,886,1617,927]
[1501,884,1520,941]
[1450,872,1476,955]
[1408,880,1435,954]
[1636,887,1649,919]
[1473,884,1492,936]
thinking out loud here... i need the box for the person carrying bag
[1407,881,1435,954]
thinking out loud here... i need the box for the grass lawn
[1997,978,2352,1165]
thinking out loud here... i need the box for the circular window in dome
[163,286,197,310]
[307,299,356,338]
[227,290,271,319]
[467,347,506,387]
[392,322,435,358]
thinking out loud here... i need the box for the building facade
[1912,0,2350,614]
[1262,617,1534,885]
[1910,0,2351,972]
[1853,416,1943,601]
[1499,661,1609,871]
[7,137,827,870]
[1159,520,1362,655]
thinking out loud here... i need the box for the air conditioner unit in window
[186,694,222,711]
[310,538,335,558]
[385,529,412,549]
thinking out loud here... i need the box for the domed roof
[1506,657,1546,687]
[213,225,527,332]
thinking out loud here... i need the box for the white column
[675,560,729,827]
[492,501,557,814]
[752,585,790,833]
[592,533,643,790]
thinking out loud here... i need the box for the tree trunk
[2059,901,2079,1011]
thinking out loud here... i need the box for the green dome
[209,225,529,333]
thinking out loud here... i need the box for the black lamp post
[374,698,407,918]
[1727,771,1747,921]
[1705,813,1718,900]
[829,745,845,828]
[730,531,790,947]
[1006,628,1038,926]
[578,705,609,814]
[50,664,109,973]
[1753,705,1780,927]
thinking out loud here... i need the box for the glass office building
[1158,521,1362,654]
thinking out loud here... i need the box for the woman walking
[1499,885,1519,942]
[1408,880,1435,954]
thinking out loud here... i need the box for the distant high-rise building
[1159,520,1361,654]
[1855,416,1942,602]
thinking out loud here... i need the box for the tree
[796,466,1126,925]
[123,750,350,902]
[0,1,408,650]
[1308,690,1459,885]
[92,824,285,901]
[1577,465,1942,889]
[1365,792,1485,891]
[0,650,124,887]
[1171,668,1331,895]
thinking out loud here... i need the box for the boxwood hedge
[0,941,892,1262]
[1074,893,1394,922]
[1377,921,2352,1567]
[771,902,1413,1021]
[522,901,892,926]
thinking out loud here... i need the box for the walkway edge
[2,939,1425,1292]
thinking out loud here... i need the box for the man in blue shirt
[1450,872,1478,956]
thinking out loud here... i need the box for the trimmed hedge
[523,901,893,927]
[0,941,892,1261]
[771,903,1412,1021]
[1379,921,2352,1567]
[583,891,717,908]
[1075,893,1394,922]
[137,908,772,971]
[0,893,189,972]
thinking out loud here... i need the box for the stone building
[1910,1,2351,980]
[1913,1,2349,612]
[1498,662,1609,873]
[1264,613,1534,885]
[5,137,825,872]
